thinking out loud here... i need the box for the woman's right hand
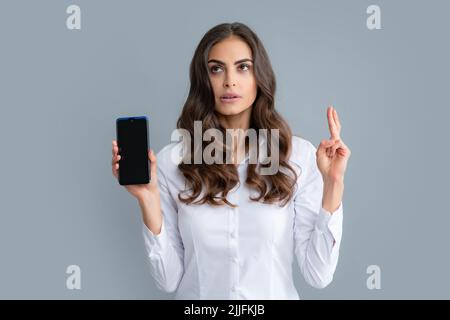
[112,140,163,235]
[111,140,160,201]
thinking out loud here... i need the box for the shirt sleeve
[293,143,344,289]
[142,154,184,293]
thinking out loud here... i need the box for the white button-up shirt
[142,135,343,299]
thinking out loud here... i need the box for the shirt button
[230,231,236,238]
[232,257,239,264]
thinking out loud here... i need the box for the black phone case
[116,116,150,185]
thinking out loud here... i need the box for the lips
[220,96,241,103]
[220,93,242,103]
[220,93,241,99]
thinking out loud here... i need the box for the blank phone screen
[116,116,150,185]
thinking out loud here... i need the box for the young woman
[111,22,351,299]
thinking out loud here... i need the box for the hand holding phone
[112,116,160,201]
[112,140,158,196]
[112,139,163,235]
[112,116,163,235]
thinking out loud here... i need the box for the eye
[210,65,223,73]
[239,63,251,71]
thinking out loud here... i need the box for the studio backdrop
[0,0,448,299]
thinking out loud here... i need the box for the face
[207,35,258,118]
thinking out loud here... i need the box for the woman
[111,22,351,299]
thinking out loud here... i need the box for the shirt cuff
[142,218,168,253]
[315,202,344,244]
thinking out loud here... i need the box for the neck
[216,107,251,131]
[216,108,252,165]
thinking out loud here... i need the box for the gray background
[0,0,448,299]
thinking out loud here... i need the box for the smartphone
[116,116,150,185]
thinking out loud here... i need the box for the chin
[216,104,250,116]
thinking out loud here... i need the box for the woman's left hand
[316,106,351,183]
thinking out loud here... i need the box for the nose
[223,73,236,88]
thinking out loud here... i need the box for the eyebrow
[207,58,253,65]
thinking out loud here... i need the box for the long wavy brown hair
[176,22,298,208]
